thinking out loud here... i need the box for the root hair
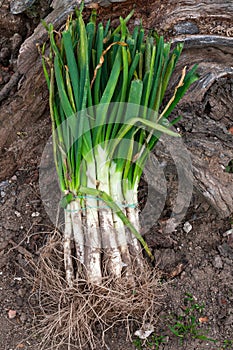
[27,231,163,350]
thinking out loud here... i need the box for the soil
[0,0,233,349]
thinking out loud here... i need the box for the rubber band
[75,195,137,208]
[63,195,137,212]
[64,204,137,212]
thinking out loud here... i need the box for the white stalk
[96,146,122,278]
[70,200,84,276]
[109,163,133,281]
[85,161,102,284]
[124,179,144,271]
[64,203,74,288]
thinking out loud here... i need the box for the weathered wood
[17,0,80,74]
[0,0,232,216]
[152,0,233,32]
[0,71,21,103]
[169,36,233,217]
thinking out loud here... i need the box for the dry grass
[26,231,163,350]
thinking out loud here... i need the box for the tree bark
[170,35,233,217]
[0,0,232,217]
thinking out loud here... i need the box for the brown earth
[0,0,233,349]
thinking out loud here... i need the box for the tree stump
[0,0,232,217]
[171,35,233,217]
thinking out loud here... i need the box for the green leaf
[54,55,75,118]
[162,64,199,118]
[93,23,104,105]
[77,12,90,111]
[62,30,80,109]
[128,80,143,105]
[60,193,74,208]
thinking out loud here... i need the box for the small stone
[223,228,233,237]
[8,309,17,319]
[163,336,169,344]
[0,190,6,197]
[15,210,21,217]
[14,276,22,281]
[213,255,223,269]
[183,221,192,233]
[134,19,141,26]
[135,323,154,339]
[11,175,17,181]
[31,212,40,217]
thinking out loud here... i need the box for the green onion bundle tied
[42,6,198,287]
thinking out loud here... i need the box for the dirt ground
[0,0,233,349]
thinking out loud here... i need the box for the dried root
[27,232,162,350]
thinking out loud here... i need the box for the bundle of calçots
[41,6,198,287]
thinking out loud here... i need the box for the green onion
[42,7,199,286]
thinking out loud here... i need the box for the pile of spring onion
[42,5,198,286]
